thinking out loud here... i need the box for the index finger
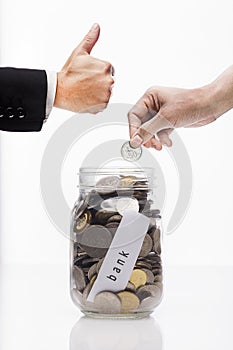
[127,94,157,138]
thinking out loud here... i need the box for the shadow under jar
[70,168,163,319]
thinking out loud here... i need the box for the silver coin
[73,266,86,292]
[105,222,119,237]
[96,176,121,194]
[80,225,112,258]
[134,180,149,189]
[74,252,89,264]
[86,190,103,209]
[95,210,118,225]
[135,261,152,270]
[94,291,122,313]
[154,241,161,255]
[101,196,139,216]
[137,289,152,301]
[71,288,83,304]
[137,284,162,299]
[149,254,162,265]
[96,258,104,273]
[140,296,161,309]
[116,197,139,215]
[154,282,163,292]
[100,197,119,211]
[150,228,161,254]
[72,198,87,219]
[152,268,162,276]
[139,234,153,257]
[150,227,160,242]
[144,209,160,218]
[80,242,110,260]
[82,283,99,310]
[151,263,162,270]
[139,199,150,212]
[126,281,136,293]
[141,268,155,284]
[107,214,122,223]
[121,141,142,162]
[154,274,163,283]
[133,189,148,200]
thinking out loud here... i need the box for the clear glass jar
[70,168,163,319]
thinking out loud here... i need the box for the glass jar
[70,168,163,319]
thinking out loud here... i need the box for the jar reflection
[70,316,163,350]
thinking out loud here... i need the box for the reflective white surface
[70,317,162,350]
[0,264,233,350]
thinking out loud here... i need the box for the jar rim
[78,167,156,189]
[79,167,155,174]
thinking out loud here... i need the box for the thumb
[76,23,100,55]
[130,113,170,147]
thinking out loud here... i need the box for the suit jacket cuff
[0,67,47,132]
[44,70,57,123]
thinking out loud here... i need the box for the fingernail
[91,23,99,30]
[130,134,143,148]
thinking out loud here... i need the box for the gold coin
[129,269,147,289]
[120,176,137,188]
[75,211,91,232]
[117,291,140,311]
[90,274,97,287]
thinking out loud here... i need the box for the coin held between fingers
[130,135,143,149]
[121,141,142,162]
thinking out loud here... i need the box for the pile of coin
[71,174,163,314]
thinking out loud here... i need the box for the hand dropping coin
[121,141,142,162]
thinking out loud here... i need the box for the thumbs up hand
[54,24,114,114]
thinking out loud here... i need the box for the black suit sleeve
[0,67,47,132]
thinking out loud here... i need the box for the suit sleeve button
[17,107,25,118]
[0,107,4,117]
[6,107,14,118]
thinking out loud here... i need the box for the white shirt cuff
[44,70,57,122]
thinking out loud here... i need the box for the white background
[0,0,233,267]
[1,2,233,350]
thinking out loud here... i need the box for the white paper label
[87,209,150,302]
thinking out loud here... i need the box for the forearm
[205,66,233,119]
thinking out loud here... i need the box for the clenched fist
[54,23,114,114]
